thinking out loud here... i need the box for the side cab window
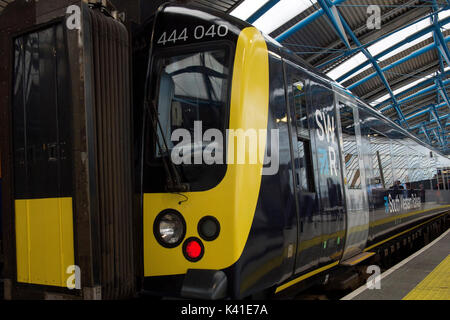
[284,61,315,193]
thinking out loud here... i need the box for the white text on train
[315,109,339,177]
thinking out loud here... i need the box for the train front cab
[140,4,349,299]
[140,4,273,299]
[140,4,450,300]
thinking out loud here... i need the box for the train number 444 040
[157,25,229,45]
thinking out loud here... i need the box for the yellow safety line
[364,211,449,252]
[275,261,339,294]
[403,255,450,300]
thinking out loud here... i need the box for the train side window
[292,80,309,139]
[391,140,409,188]
[296,138,314,192]
[338,103,361,189]
[368,130,394,189]
[290,75,314,192]
[421,154,434,190]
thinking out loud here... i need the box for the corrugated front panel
[88,9,135,299]
[11,23,75,288]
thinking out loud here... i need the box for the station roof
[1,0,449,155]
[193,0,450,155]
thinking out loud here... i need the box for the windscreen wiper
[145,99,190,193]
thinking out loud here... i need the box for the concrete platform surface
[343,228,450,300]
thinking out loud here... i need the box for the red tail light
[183,238,204,262]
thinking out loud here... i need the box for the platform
[343,228,450,300]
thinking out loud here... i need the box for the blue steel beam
[434,33,447,73]
[335,15,450,82]
[409,107,446,151]
[417,123,450,133]
[267,0,448,149]
[434,30,450,65]
[375,70,450,110]
[433,104,447,146]
[402,0,448,149]
[275,0,348,42]
[431,104,445,132]
[348,39,450,90]
[432,129,445,146]
[247,0,281,24]
[410,114,450,130]
[316,0,351,48]
[411,0,448,150]
[318,8,450,71]
[431,1,450,119]
[436,78,450,110]
[432,0,450,65]
[380,79,450,112]
[421,124,433,144]
[378,78,450,112]
[316,0,408,126]
[405,102,447,121]
[411,0,448,149]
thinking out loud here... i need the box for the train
[0,0,449,300]
[134,3,450,299]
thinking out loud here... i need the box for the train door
[283,61,321,274]
[307,80,346,267]
[335,93,369,260]
[284,61,347,273]
[11,25,75,287]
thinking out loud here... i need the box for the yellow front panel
[144,27,270,276]
[15,198,75,287]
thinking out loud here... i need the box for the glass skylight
[371,67,450,107]
[229,0,269,21]
[327,21,432,82]
[230,0,318,35]
[253,0,318,34]
[326,52,368,81]
[367,19,431,61]
[371,82,434,107]
[327,9,450,84]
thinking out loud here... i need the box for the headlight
[154,210,186,248]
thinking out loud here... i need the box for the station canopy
[188,0,450,156]
[1,0,449,155]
